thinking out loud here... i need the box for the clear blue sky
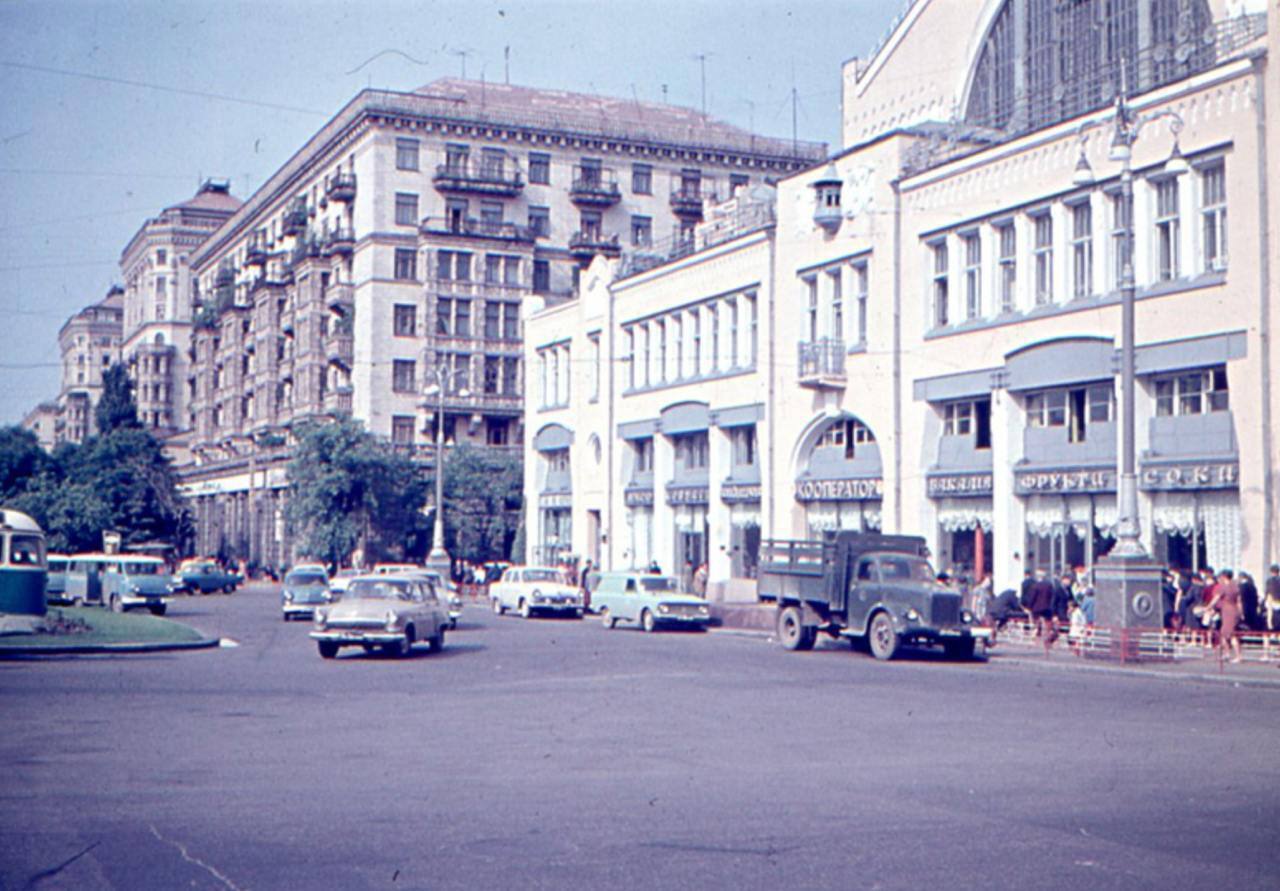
[0,0,902,426]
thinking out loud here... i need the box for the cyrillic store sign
[794,477,883,502]
[721,483,761,503]
[667,486,709,506]
[624,488,655,507]
[539,492,573,509]
[926,473,993,498]
[1014,469,1115,494]
[1139,461,1239,491]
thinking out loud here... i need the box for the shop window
[674,432,709,471]
[732,426,757,467]
[943,398,991,449]
[633,437,653,474]
[1027,384,1112,441]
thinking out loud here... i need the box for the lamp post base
[424,547,452,582]
[1094,551,1165,661]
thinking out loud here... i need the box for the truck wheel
[944,638,976,661]
[868,612,899,661]
[777,606,815,651]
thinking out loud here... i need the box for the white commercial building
[525,0,1278,597]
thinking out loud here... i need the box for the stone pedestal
[1094,552,1165,660]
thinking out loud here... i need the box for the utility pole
[504,45,510,84]
[693,53,711,117]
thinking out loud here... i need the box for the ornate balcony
[324,226,355,256]
[797,338,847,389]
[433,160,523,197]
[324,385,353,416]
[570,167,621,207]
[670,185,704,218]
[568,231,622,261]
[419,217,533,242]
[325,172,357,203]
[244,244,268,267]
[327,334,353,368]
[282,201,308,236]
[326,283,354,313]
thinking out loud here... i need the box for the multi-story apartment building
[525,0,1276,598]
[118,180,241,435]
[41,288,125,445]
[20,402,59,450]
[178,77,823,567]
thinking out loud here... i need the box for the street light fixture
[422,364,470,580]
[1076,87,1185,633]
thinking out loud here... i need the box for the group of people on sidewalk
[957,562,1280,663]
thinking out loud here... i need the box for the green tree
[0,426,50,502]
[95,364,141,434]
[285,418,429,568]
[440,443,523,565]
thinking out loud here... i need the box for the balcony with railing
[245,243,268,267]
[325,171,357,202]
[419,216,533,242]
[568,230,622,261]
[324,226,355,256]
[670,185,704,218]
[324,385,353,416]
[282,200,308,235]
[797,338,847,389]
[326,283,354,312]
[432,158,524,197]
[570,166,621,207]
[326,334,353,368]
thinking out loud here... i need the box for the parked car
[176,559,241,594]
[490,566,583,618]
[44,553,71,604]
[62,554,179,614]
[281,567,331,621]
[592,572,710,632]
[414,570,462,628]
[328,567,361,597]
[310,574,449,659]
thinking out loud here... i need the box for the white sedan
[490,566,583,619]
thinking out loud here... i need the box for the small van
[64,554,177,615]
[45,554,72,604]
[591,571,711,632]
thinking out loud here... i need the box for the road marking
[149,825,244,891]
[218,638,240,648]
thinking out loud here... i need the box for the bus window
[8,534,44,567]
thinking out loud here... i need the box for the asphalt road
[2,584,1278,890]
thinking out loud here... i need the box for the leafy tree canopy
[95,364,141,435]
[285,418,429,568]
[0,426,49,502]
[440,443,523,566]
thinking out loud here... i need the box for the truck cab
[759,532,987,660]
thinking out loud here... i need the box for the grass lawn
[0,607,210,650]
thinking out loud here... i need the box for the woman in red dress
[1205,569,1243,663]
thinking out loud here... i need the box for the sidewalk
[710,601,1280,688]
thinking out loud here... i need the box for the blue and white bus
[0,508,48,616]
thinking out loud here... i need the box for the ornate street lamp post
[1073,89,1187,636]
[422,364,469,580]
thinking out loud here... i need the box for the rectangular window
[502,301,519,340]
[730,173,749,196]
[503,256,520,286]
[436,297,452,335]
[1156,367,1230,416]
[455,252,471,282]
[709,305,719,372]
[394,192,418,226]
[624,327,635,390]
[437,250,454,281]
[852,262,868,345]
[997,223,1016,313]
[1033,214,1053,305]
[634,437,653,474]
[393,304,416,337]
[1086,384,1113,423]
[805,276,819,341]
[502,357,520,396]
[484,302,500,339]
[392,359,416,393]
[480,148,505,180]
[640,323,650,388]
[828,268,843,341]
[1026,391,1067,428]
[944,401,973,436]
[656,319,667,383]
[1070,202,1093,299]
[631,163,652,194]
[672,315,683,379]
[479,201,503,230]
[580,210,602,241]
[675,433,709,470]
[747,291,758,366]
[391,416,415,445]
[394,248,417,281]
[528,152,550,185]
[485,254,502,284]
[483,356,500,394]
[532,259,550,293]
[528,206,550,238]
[690,309,701,375]
[455,299,471,338]
[732,425,757,466]
[1201,162,1227,272]
[589,333,601,402]
[1155,178,1180,281]
[727,298,739,368]
[631,215,652,247]
[963,233,981,319]
[395,138,419,171]
[1110,190,1133,290]
[931,242,949,327]
[445,143,469,173]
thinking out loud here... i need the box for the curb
[0,637,223,658]
[984,651,1280,689]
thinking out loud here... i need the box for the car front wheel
[493,598,504,615]
[428,626,445,653]
[641,609,656,633]
[149,604,167,617]
[519,598,531,619]
[601,608,615,629]
[318,640,339,659]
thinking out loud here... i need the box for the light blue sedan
[592,572,710,632]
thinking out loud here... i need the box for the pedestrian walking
[1204,569,1243,663]
[1239,571,1260,630]
[1026,569,1058,653]
[1266,565,1280,632]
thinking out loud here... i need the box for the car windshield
[286,571,328,586]
[123,562,161,575]
[878,556,936,583]
[346,579,414,600]
[48,558,68,572]
[523,569,565,583]
[640,577,680,592]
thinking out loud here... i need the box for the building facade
[34,288,125,446]
[178,78,822,567]
[118,180,241,436]
[524,0,1277,597]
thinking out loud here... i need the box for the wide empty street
[2,586,1278,890]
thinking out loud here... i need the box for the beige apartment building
[118,181,241,436]
[525,0,1277,598]
[176,78,823,567]
[20,288,124,447]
